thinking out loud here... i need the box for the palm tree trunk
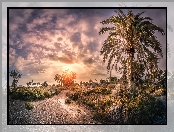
[127,52,134,89]
[110,70,111,83]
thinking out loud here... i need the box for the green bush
[106,88,166,124]
[44,91,51,98]
[25,102,34,110]
[9,87,61,101]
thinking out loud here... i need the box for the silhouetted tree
[9,70,22,88]
[42,81,48,87]
[54,70,76,87]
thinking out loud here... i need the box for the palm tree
[54,74,63,86]
[99,9,165,89]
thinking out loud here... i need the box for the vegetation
[42,81,48,87]
[9,86,61,101]
[54,70,76,87]
[25,102,34,110]
[92,9,166,124]
[65,98,71,104]
[99,9,165,89]
[9,70,22,88]
[64,82,166,124]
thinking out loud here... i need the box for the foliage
[99,9,165,88]
[65,82,166,124]
[65,98,71,104]
[66,92,79,101]
[42,81,48,87]
[55,70,76,87]
[83,87,111,96]
[106,87,166,124]
[9,86,61,101]
[25,102,34,110]
[9,70,22,88]
[109,77,118,84]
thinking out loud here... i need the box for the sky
[8,8,166,86]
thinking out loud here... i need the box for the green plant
[44,91,51,98]
[106,89,166,124]
[25,102,34,110]
[9,87,61,101]
[54,70,76,87]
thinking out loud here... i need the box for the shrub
[71,93,79,101]
[106,89,166,124]
[44,91,51,98]
[25,102,34,110]
[9,87,62,101]
[65,98,71,104]
[66,92,79,101]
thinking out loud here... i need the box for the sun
[62,64,75,73]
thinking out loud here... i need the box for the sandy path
[9,90,101,124]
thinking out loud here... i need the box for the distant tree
[42,81,48,87]
[55,70,76,87]
[54,74,63,86]
[80,81,83,86]
[100,79,109,87]
[89,79,93,85]
[9,70,22,88]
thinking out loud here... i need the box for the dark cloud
[67,9,113,19]
[57,37,63,41]
[70,32,81,43]
[48,51,76,64]
[54,42,63,51]
[58,56,74,64]
[77,52,86,60]
[83,57,95,65]
[48,53,59,61]
[86,41,98,53]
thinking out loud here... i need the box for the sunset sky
[8,8,166,86]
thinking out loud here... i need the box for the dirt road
[9,90,101,124]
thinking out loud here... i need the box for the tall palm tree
[99,9,165,89]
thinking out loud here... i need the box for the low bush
[65,98,71,104]
[9,87,62,101]
[106,88,166,124]
[25,102,34,110]
[44,91,51,98]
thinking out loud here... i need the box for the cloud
[70,32,81,43]
[9,47,16,66]
[83,57,96,65]
[14,56,25,71]
[48,51,76,64]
